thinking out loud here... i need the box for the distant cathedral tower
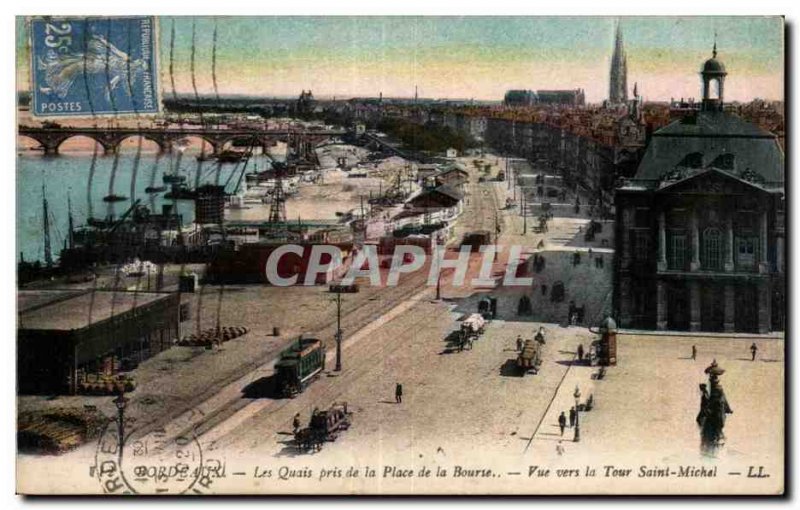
[609,21,628,105]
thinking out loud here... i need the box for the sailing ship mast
[42,182,53,267]
[67,191,75,250]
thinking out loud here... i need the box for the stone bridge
[17,126,348,156]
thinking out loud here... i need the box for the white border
[3,2,796,509]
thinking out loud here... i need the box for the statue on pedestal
[698,360,733,455]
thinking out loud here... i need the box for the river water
[16,149,277,263]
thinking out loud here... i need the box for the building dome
[702,57,726,74]
[701,43,727,75]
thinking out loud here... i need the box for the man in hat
[395,383,403,404]
[558,411,567,436]
[696,384,709,427]
[569,407,577,428]
[293,413,301,434]
[750,342,758,362]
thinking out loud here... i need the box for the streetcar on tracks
[275,336,326,398]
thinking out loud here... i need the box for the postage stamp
[29,16,158,117]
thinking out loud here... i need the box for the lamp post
[522,188,527,235]
[506,156,511,190]
[494,211,501,262]
[573,385,581,442]
[113,391,129,458]
[334,292,342,372]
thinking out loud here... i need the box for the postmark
[93,419,217,495]
[30,16,159,117]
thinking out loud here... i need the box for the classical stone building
[614,47,785,333]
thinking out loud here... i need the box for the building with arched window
[614,46,785,334]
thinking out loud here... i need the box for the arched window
[703,227,723,270]
[710,153,735,170]
[683,152,704,169]
[708,78,721,100]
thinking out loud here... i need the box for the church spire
[609,19,628,105]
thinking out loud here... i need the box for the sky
[16,16,784,103]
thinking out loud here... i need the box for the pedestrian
[691,345,697,361]
[558,411,567,436]
[696,383,709,427]
[516,335,523,352]
[293,413,301,434]
[569,407,576,428]
[556,440,565,456]
[577,344,584,361]
[535,326,545,344]
[541,284,548,296]
[395,382,403,404]
[750,342,758,362]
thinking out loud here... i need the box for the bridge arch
[116,134,164,153]
[52,134,106,154]
[171,134,219,155]
[218,134,265,154]
[16,134,47,154]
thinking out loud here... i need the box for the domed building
[613,45,785,333]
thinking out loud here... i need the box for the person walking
[558,411,567,436]
[292,413,301,434]
[750,343,758,362]
[395,383,403,404]
[577,344,584,362]
[691,345,697,361]
[569,407,576,428]
[696,384,709,427]
[516,335,524,352]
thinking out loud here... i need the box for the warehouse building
[17,289,180,395]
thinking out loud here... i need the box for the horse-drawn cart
[517,338,544,375]
[450,313,486,352]
[295,402,352,452]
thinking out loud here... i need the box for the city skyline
[16,16,784,103]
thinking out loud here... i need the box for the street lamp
[522,187,527,235]
[494,211,501,262]
[507,157,511,190]
[113,390,129,456]
[573,385,581,442]
[334,292,343,372]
